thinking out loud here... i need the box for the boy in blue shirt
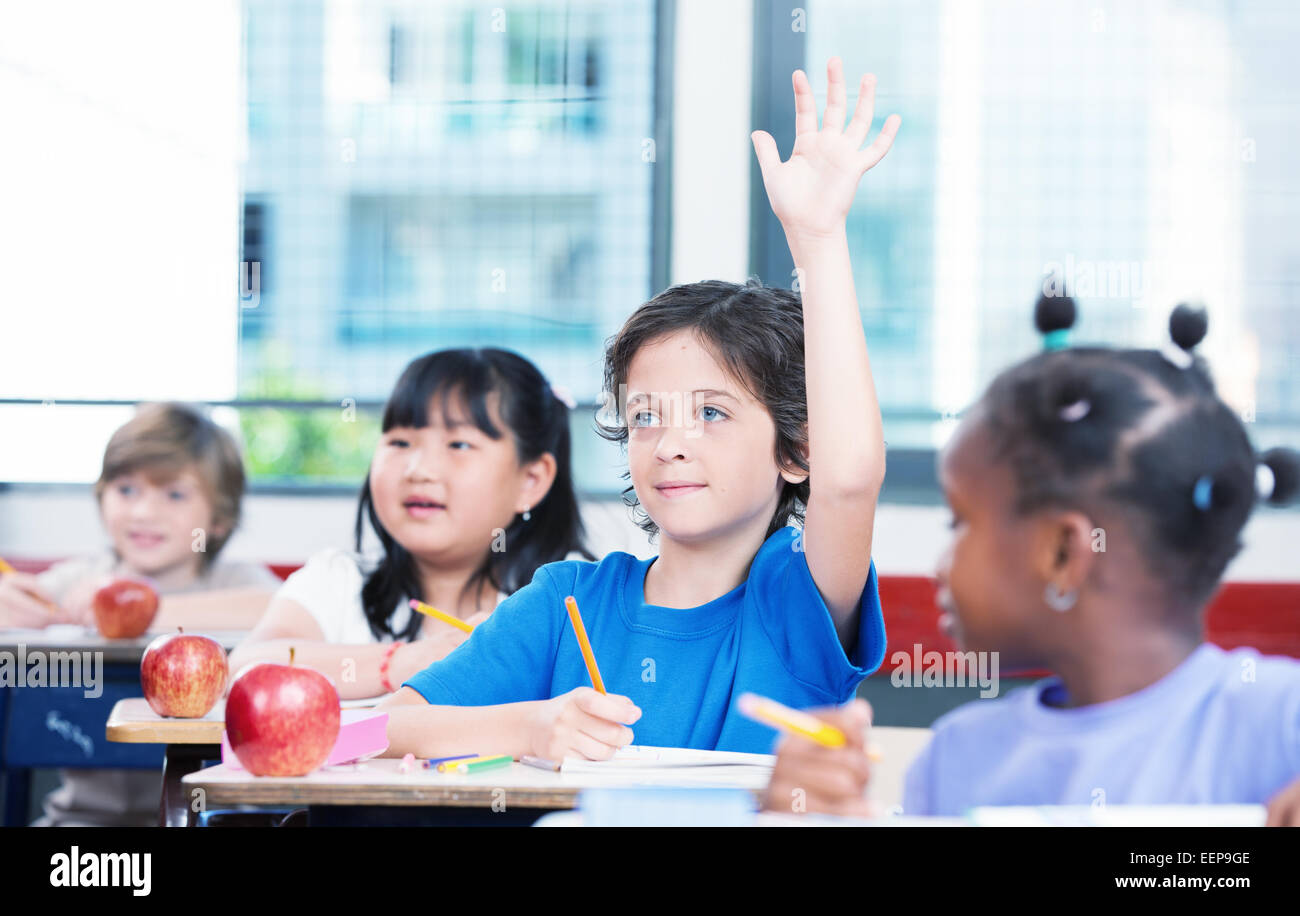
[380,58,901,758]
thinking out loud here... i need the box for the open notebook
[561,745,775,772]
[558,746,774,790]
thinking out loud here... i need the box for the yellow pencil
[738,692,882,760]
[408,599,474,634]
[564,595,605,694]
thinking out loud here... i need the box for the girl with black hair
[763,300,1300,822]
[230,348,591,699]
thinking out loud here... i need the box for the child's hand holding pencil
[759,697,880,818]
[524,686,641,762]
[0,562,67,628]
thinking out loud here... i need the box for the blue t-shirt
[903,643,1300,815]
[402,526,886,753]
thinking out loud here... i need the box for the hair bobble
[1256,464,1276,502]
[1192,475,1214,512]
[1058,398,1091,422]
[1034,281,1076,351]
[1164,303,1208,369]
[549,384,576,409]
[1258,447,1300,506]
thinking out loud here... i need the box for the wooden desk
[0,627,247,664]
[105,698,226,827]
[106,697,226,745]
[179,727,932,827]
[534,810,970,827]
[105,694,383,827]
[183,755,776,826]
[0,628,246,826]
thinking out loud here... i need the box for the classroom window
[236,0,664,488]
[752,0,1300,500]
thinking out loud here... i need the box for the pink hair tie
[550,384,576,409]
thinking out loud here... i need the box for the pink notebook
[220,709,389,771]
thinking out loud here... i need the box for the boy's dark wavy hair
[596,279,810,541]
[355,348,593,641]
[977,295,1299,608]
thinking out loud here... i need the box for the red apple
[140,628,228,717]
[92,576,160,638]
[224,649,340,777]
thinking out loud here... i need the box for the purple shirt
[903,643,1300,815]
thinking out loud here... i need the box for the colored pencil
[738,692,882,760]
[437,753,513,773]
[564,595,605,694]
[520,754,562,772]
[422,753,479,769]
[409,599,475,634]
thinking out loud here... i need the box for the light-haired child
[1,402,279,826]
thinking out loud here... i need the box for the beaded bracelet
[379,640,406,693]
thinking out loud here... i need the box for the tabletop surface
[0,626,247,663]
[106,695,385,745]
[106,697,228,744]
[183,754,777,809]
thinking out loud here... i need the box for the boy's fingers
[845,73,877,146]
[823,57,847,132]
[791,69,818,136]
[574,713,635,752]
[860,113,901,170]
[574,687,641,724]
[750,130,781,176]
[563,729,620,761]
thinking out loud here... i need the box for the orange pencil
[564,595,605,694]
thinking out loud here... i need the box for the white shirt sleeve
[274,548,384,644]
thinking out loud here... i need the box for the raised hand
[751,57,900,246]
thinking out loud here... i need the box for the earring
[1044,583,1077,612]
[521,508,531,522]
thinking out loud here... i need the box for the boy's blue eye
[117,484,136,496]
[168,490,187,501]
[632,410,659,428]
[699,405,727,422]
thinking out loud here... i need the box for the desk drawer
[3,668,163,769]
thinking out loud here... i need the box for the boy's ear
[1031,510,1098,593]
[778,461,809,486]
[778,425,811,485]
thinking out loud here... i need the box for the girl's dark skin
[766,408,1300,823]
[935,410,1201,707]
